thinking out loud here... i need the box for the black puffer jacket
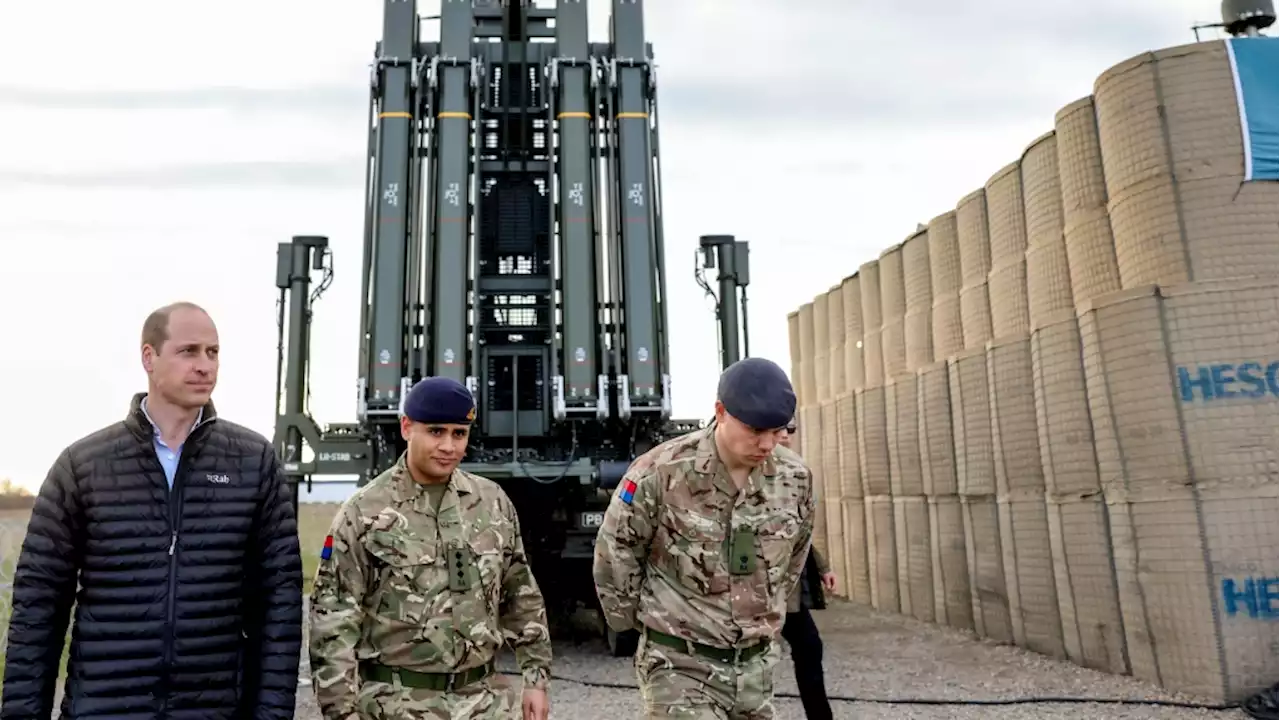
[0,394,303,720]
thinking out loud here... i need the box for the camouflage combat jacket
[308,456,552,719]
[593,424,816,650]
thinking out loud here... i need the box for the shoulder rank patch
[320,534,334,560]
[619,478,637,505]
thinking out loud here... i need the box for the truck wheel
[606,627,639,657]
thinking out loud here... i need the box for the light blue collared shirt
[141,396,204,489]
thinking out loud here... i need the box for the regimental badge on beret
[404,376,477,425]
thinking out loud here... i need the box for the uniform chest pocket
[757,513,802,587]
[365,531,439,625]
[653,505,729,595]
[467,526,506,610]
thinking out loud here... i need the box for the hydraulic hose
[496,670,1243,711]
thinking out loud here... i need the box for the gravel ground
[292,599,1245,719]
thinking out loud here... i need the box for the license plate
[579,511,605,529]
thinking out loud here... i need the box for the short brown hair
[141,301,208,353]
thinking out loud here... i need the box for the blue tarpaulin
[1224,36,1279,181]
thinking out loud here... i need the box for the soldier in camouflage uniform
[593,357,816,719]
[309,376,553,720]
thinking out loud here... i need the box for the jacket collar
[389,453,477,505]
[125,391,217,442]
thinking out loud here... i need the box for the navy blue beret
[716,357,796,430]
[403,377,476,425]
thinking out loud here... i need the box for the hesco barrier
[929,494,972,630]
[1031,308,1128,675]
[1055,96,1122,305]
[860,261,884,387]
[797,302,816,407]
[1021,131,1076,330]
[785,35,1277,703]
[988,335,1065,660]
[842,274,866,390]
[1078,279,1277,702]
[887,371,931,622]
[928,211,965,360]
[835,392,861,500]
[813,291,831,403]
[828,283,847,397]
[895,494,934,623]
[865,494,899,613]
[902,228,933,372]
[820,399,846,598]
[956,188,994,349]
[842,497,871,606]
[919,363,958,499]
[951,346,1012,643]
[928,211,963,296]
[799,404,826,557]
[857,386,891,498]
[920,359,973,631]
[886,374,924,498]
[787,310,803,406]
[858,383,895,613]
[879,243,907,381]
[985,161,1031,338]
[1093,41,1278,289]
[836,391,870,605]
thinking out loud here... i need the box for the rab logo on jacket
[206,473,231,484]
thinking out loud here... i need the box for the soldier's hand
[522,687,549,720]
[821,572,837,592]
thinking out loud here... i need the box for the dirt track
[290,599,1242,720]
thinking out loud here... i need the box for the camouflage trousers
[354,672,520,719]
[633,633,781,719]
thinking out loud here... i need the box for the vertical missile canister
[554,0,602,410]
[430,1,476,386]
[609,0,664,409]
[365,0,419,410]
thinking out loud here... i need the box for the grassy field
[0,503,341,675]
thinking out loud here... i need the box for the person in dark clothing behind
[1,301,304,720]
[777,417,836,720]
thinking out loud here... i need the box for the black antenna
[1223,0,1277,34]
[1193,0,1276,39]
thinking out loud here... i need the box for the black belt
[643,627,770,664]
[359,661,494,691]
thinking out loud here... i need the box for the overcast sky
[0,0,1226,493]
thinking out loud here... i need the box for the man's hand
[821,572,837,592]
[522,687,549,720]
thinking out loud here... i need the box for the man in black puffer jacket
[0,301,303,720]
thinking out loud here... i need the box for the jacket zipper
[159,417,214,716]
